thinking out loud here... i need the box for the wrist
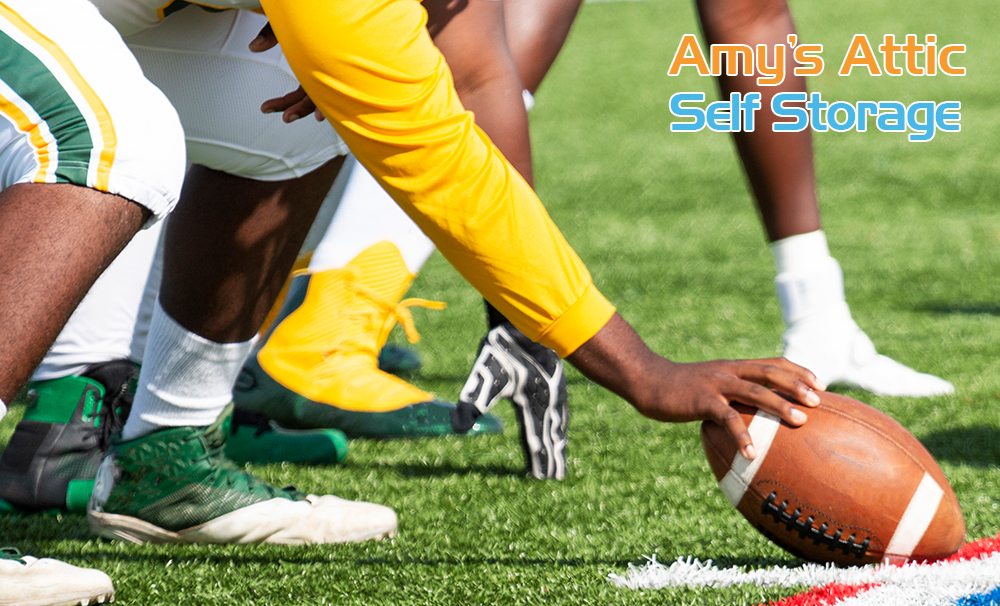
[624,352,675,414]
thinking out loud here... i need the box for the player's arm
[256,0,822,457]
[568,313,822,459]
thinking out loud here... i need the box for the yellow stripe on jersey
[0,91,53,182]
[0,1,117,191]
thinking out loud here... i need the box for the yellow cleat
[235,241,502,438]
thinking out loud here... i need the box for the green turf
[2,0,997,603]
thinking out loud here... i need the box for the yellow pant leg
[259,0,614,357]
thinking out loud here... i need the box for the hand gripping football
[701,391,965,565]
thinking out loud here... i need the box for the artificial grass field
[2,0,998,603]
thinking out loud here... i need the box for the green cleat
[235,356,504,439]
[0,360,353,515]
[0,360,135,514]
[223,408,349,465]
[234,244,504,440]
[87,410,397,545]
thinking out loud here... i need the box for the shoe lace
[102,390,133,450]
[83,376,134,452]
[307,272,446,381]
[183,428,303,501]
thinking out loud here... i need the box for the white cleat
[88,492,398,546]
[0,549,114,606]
[783,319,954,398]
[86,416,398,546]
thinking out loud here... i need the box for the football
[701,391,965,566]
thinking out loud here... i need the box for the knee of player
[696,0,790,35]
[449,56,521,100]
[110,85,187,221]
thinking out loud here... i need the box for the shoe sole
[0,590,114,606]
[87,509,397,545]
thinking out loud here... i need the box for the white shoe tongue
[849,330,878,366]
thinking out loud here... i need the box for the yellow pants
[259,0,614,358]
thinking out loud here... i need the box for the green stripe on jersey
[0,29,95,186]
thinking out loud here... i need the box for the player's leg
[502,0,584,95]
[0,0,184,600]
[238,0,551,443]
[432,0,581,478]
[695,0,952,396]
[92,152,398,546]
[235,156,505,438]
[0,218,345,517]
[425,0,533,183]
[125,215,352,467]
[0,187,147,402]
[0,225,160,514]
[31,224,162,382]
[257,0,825,471]
[86,7,395,544]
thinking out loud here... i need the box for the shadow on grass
[347,553,801,572]
[0,514,93,550]
[0,514,804,573]
[921,426,1000,468]
[0,527,633,570]
[372,461,523,479]
[411,373,591,386]
[917,302,1000,316]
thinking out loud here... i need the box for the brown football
[700,391,965,566]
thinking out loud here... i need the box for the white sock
[0,397,6,422]
[770,229,830,274]
[771,230,849,325]
[772,231,953,396]
[121,302,256,440]
[309,159,436,275]
[128,229,165,364]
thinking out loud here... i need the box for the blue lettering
[935,101,961,132]
[806,92,828,132]
[827,101,856,132]
[772,92,808,132]
[906,101,936,142]
[877,102,906,132]
[856,101,878,132]
[669,92,707,132]
[707,99,733,132]
[741,92,761,132]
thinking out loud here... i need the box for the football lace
[762,492,872,559]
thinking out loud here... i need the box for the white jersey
[0,0,185,221]
[29,1,347,379]
[123,6,348,180]
[89,0,261,36]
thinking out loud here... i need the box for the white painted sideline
[607,551,1000,592]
